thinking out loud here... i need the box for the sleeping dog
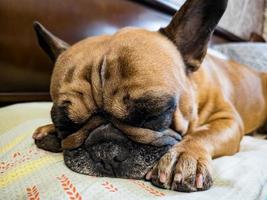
[32,0,267,192]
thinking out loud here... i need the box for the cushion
[1,102,267,200]
[212,43,267,72]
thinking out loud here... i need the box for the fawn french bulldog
[32,0,267,192]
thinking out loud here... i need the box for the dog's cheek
[67,98,91,124]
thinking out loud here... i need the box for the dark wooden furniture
[0,0,251,105]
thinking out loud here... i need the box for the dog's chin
[63,124,174,179]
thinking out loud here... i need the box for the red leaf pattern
[26,185,40,200]
[131,180,165,197]
[57,174,83,200]
[1,147,49,174]
[101,181,118,192]
[13,152,21,158]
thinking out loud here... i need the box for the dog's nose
[90,142,129,176]
[85,124,130,176]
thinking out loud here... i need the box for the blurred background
[0,0,266,105]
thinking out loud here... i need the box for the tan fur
[33,29,267,191]
[32,124,55,140]
[32,0,267,192]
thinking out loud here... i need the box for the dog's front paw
[146,143,213,192]
[32,124,56,140]
[33,124,62,152]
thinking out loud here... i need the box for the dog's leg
[260,72,267,138]
[61,116,106,149]
[33,124,62,152]
[147,101,244,192]
[32,124,56,140]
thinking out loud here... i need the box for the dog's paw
[35,134,62,152]
[32,124,56,140]
[62,131,86,150]
[146,144,213,192]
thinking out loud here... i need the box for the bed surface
[0,102,267,200]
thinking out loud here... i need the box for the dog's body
[196,53,266,137]
[32,0,267,193]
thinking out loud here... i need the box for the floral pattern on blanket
[0,141,167,200]
[0,143,167,199]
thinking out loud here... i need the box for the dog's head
[34,0,227,178]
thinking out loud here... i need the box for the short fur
[32,0,267,192]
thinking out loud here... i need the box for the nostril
[114,150,128,162]
[89,142,129,177]
[102,160,114,173]
[95,160,114,176]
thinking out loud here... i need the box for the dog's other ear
[160,0,228,72]
[33,21,69,62]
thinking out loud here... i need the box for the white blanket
[0,102,267,200]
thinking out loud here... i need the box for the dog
[32,0,267,192]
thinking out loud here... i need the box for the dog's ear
[160,0,228,72]
[33,21,69,62]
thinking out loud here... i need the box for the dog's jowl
[32,0,267,193]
